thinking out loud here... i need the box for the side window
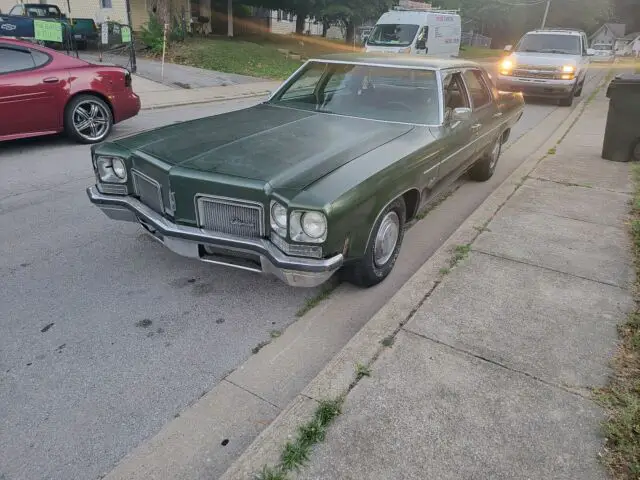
[442,72,470,112]
[0,47,36,74]
[30,49,51,67]
[462,69,492,109]
[9,6,21,14]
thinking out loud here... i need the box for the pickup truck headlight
[290,210,327,243]
[95,156,127,183]
[499,58,514,75]
[561,65,575,73]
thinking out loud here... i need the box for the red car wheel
[64,94,113,144]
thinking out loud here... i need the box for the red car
[0,37,140,144]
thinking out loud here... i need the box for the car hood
[115,104,414,191]
[509,52,580,67]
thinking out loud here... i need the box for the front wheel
[344,198,406,288]
[64,94,113,144]
[469,137,502,182]
[559,89,575,107]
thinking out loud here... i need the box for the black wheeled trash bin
[602,73,640,162]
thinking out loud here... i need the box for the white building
[589,22,625,47]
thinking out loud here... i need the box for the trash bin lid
[606,74,640,98]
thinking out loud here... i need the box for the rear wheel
[345,198,406,288]
[64,94,113,144]
[469,137,502,182]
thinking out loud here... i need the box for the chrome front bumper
[87,186,343,288]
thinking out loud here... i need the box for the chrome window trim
[131,169,164,214]
[194,194,265,237]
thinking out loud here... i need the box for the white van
[365,7,461,57]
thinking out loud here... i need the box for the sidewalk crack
[528,175,632,195]
[471,249,630,290]
[224,379,281,410]
[402,328,593,400]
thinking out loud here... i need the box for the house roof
[622,31,640,41]
[590,23,626,39]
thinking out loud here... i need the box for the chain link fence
[461,32,492,48]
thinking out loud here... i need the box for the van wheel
[344,198,406,288]
[469,137,502,182]
[559,90,574,107]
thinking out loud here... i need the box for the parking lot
[0,69,601,480]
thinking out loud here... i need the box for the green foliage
[139,14,185,54]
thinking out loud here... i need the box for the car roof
[309,53,480,71]
[526,28,584,36]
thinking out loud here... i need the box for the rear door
[461,68,499,157]
[0,44,63,138]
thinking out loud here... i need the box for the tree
[318,0,393,43]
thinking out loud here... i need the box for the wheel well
[64,91,115,122]
[402,189,421,221]
[501,128,511,145]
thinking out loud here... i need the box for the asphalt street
[0,70,598,480]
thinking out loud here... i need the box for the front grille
[513,69,557,79]
[197,196,263,238]
[132,170,163,214]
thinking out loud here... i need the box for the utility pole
[541,0,551,29]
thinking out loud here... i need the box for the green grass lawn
[459,46,504,59]
[166,33,360,80]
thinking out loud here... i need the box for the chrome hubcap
[489,140,501,170]
[374,211,400,267]
[72,101,109,141]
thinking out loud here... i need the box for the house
[615,32,640,56]
[589,22,625,46]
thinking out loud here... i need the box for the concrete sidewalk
[132,74,280,110]
[291,82,633,478]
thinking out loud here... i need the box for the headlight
[290,210,327,243]
[270,201,287,237]
[499,58,513,75]
[301,212,327,239]
[95,156,127,183]
[562,65,575,73]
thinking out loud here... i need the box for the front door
[437,70,475,182]
[0,44,61,139]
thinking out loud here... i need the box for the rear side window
[462,69,492,109]
[30,49,51,67]
[0,47,36,74]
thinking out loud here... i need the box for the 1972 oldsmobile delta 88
[87,54,524,288]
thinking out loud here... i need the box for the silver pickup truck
[496,28,594,107]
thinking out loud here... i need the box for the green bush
[139,14,185,53]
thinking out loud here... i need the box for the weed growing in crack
[355,363,371,379]
[256,399,343,478]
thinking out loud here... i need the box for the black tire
[574,83,583,97]
[344,198,406,288]
[559,90,574,107]
[469,136,502,182]
[64,94,113,144]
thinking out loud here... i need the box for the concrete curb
[219,70,612,479]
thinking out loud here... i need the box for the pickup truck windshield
[367,24,419,47]
[24,5,62,18]
[515,33,581,55]
[270,61,440,125]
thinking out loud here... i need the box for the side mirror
[446,107,472,125]
[504,45,512,52]
[586,48,595,56]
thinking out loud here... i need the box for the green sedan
[87,54,524,288]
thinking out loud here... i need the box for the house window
[101,0,112,8]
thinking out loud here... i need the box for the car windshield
[515,33,581,55]
[367,24,419,47]
[269,62,440,125]
[592,44,612,51]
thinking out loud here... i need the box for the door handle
[42,77,59,84]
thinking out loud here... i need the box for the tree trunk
[295,11,307,34]
[227,0,233,37]
[345,21,355,45]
